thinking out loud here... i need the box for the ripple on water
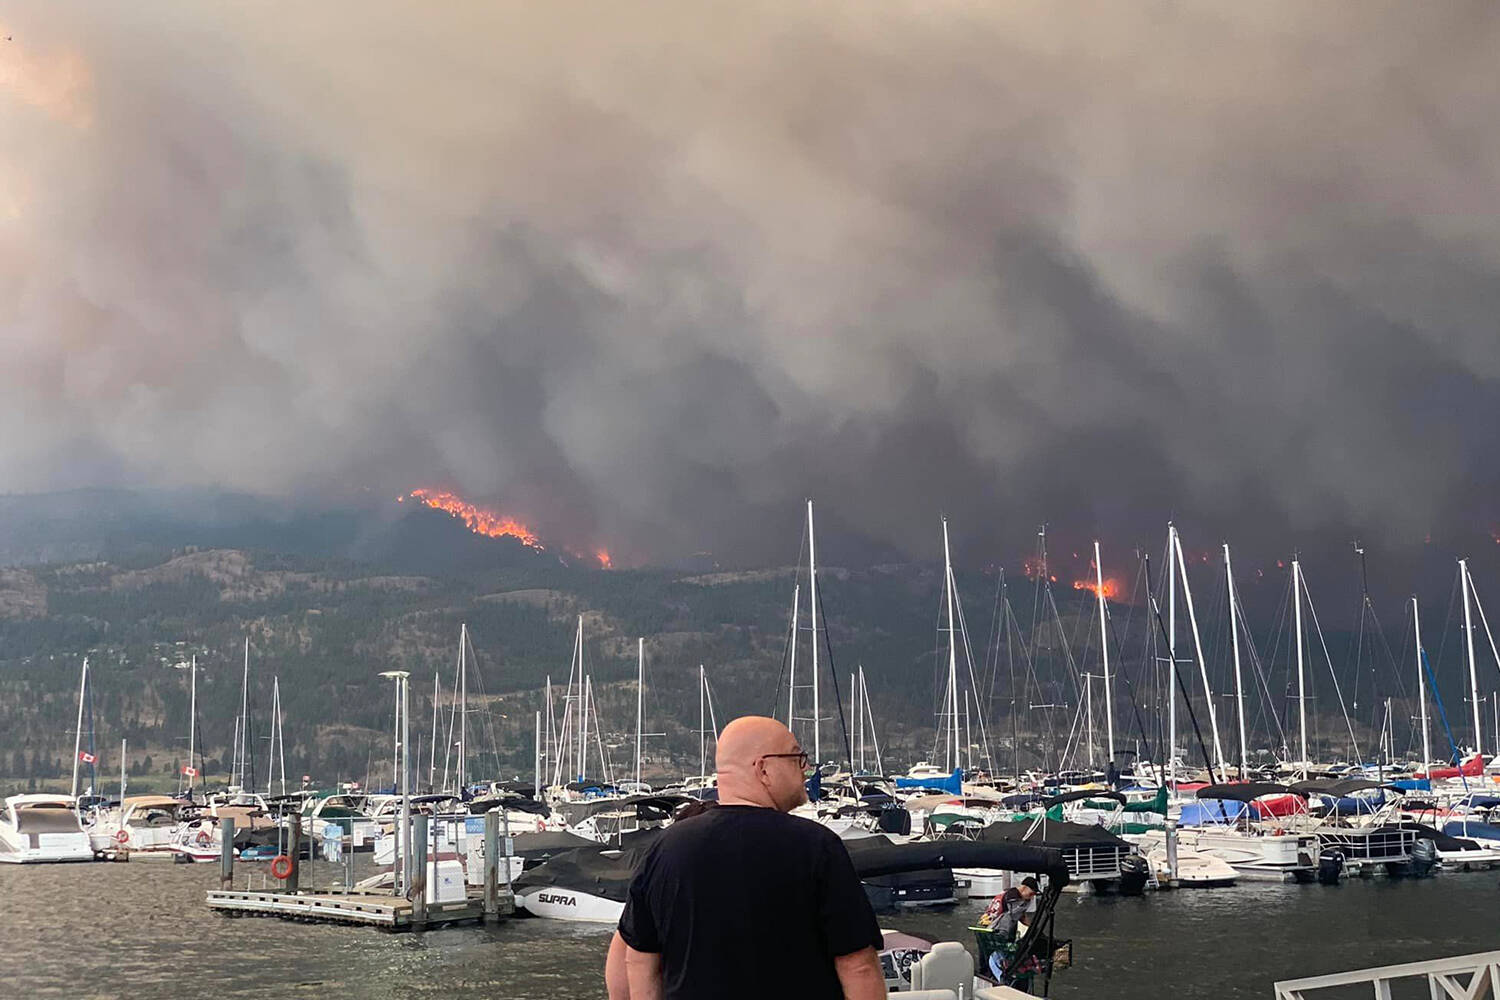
[4,857,1496,998]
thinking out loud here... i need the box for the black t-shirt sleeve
[618,853,662,953]
[816,834,883,958]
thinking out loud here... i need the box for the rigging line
[767,581,798,720]
[984,567,1005,711]
[813,580,854,767]
[1229,567,1288,751]
[1432,568,1462,710]
[466,628,507,784]
[951,564,997,771]
[1420,647,1468,783]
[1297,572,1365,765]
[1103,588,1164,787]
[1144,554,1217,779]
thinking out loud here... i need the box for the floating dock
[206,887,512,930]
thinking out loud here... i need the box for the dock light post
[380,670,412,895]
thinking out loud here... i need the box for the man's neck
[716,794,773,808]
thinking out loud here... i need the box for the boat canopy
[1194,782,1307,802]
[1293,778,1400,797]
[1044,789,1124,808]
[1178,800,1253,826]
[979,818,1132,850]
[842,834,1069,887]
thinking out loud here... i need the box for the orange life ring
[1272,827,1286,837]
[115,828,129,844]
[195,829,212,846]
[270,855,294,880]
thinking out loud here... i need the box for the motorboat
[512,845,640,922]
[977,817,1146,895]
[1130,831,1238,887]
[0,794,94,863]
[1176,784,1317,881]
[88,795,194,858]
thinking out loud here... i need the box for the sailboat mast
[1084,674,1096,768]
[1173,530,1227,783]
[239,637,250,789]
[1460,559,1483,755]
[580,675,591,782]
[1094,541,1115,764]
[807,500,820,765]
[1224,544,1249,779]
[429,672,441,794]
[1411,597,1432,767]
[942,517,960,774]
[71,658,88,799]
[699,664,707,780]
[534,710,542,799]
[574,617,584,782]
[787,584,800,733]
[189,654,198,794]
[635,638,645,786]
[458,622,468,793]
[1167,526,1178,790]
[119,738,127,804]
[1293,558,1309,778]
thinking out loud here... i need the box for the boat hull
[515,886,624,922]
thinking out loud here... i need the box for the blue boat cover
[895,768,963,795]
[1443,819,1500,842]
[1391,779,1431,792]
[1178,799,1250,826]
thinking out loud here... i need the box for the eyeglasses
[759,751,810,770]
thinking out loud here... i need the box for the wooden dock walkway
[206,888,512,930]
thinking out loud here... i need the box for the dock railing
[1273,950,1500,1000]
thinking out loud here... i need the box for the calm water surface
[3,858,1497,998]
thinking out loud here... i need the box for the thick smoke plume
[3,2,1499,565]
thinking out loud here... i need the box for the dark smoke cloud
[4,2,1500,569]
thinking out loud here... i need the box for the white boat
[1131,831,1238,887]
[88,795,193,858]
[513,883,624,922]
[0,795,94,863]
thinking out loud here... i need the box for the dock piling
[483,810,499,919]
[412,814,429,930]
[286,814,301,893]
[220,817,235,888]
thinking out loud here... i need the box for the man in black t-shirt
[615,716,886,999]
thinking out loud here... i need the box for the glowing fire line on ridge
[399,489,613,568]
[401,489,543,549]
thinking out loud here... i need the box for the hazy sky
[3,2,1499,566]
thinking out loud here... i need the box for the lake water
[3,857,1497,998]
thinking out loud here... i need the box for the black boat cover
[979,819,1132,851]
[510,830,599,860]
[1044,789,1125,808]
[1194,782,1308,802]
[1293,778,1401,797]
[841,834,1069,886]
[1397,821,1485,853]
[512,846,644,902]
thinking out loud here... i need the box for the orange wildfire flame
[405,489,543,549]
[594,549,614,570]
[1073,577,1121,600]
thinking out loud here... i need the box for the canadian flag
[78,751,96,764]
[181,765,198,777]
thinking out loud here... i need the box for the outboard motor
[1317,848,1345,885]
[1117,854,1150,896]
[877,805,912,836]
[1409,838,1438,877]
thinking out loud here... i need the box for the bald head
[715,716,807,811]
